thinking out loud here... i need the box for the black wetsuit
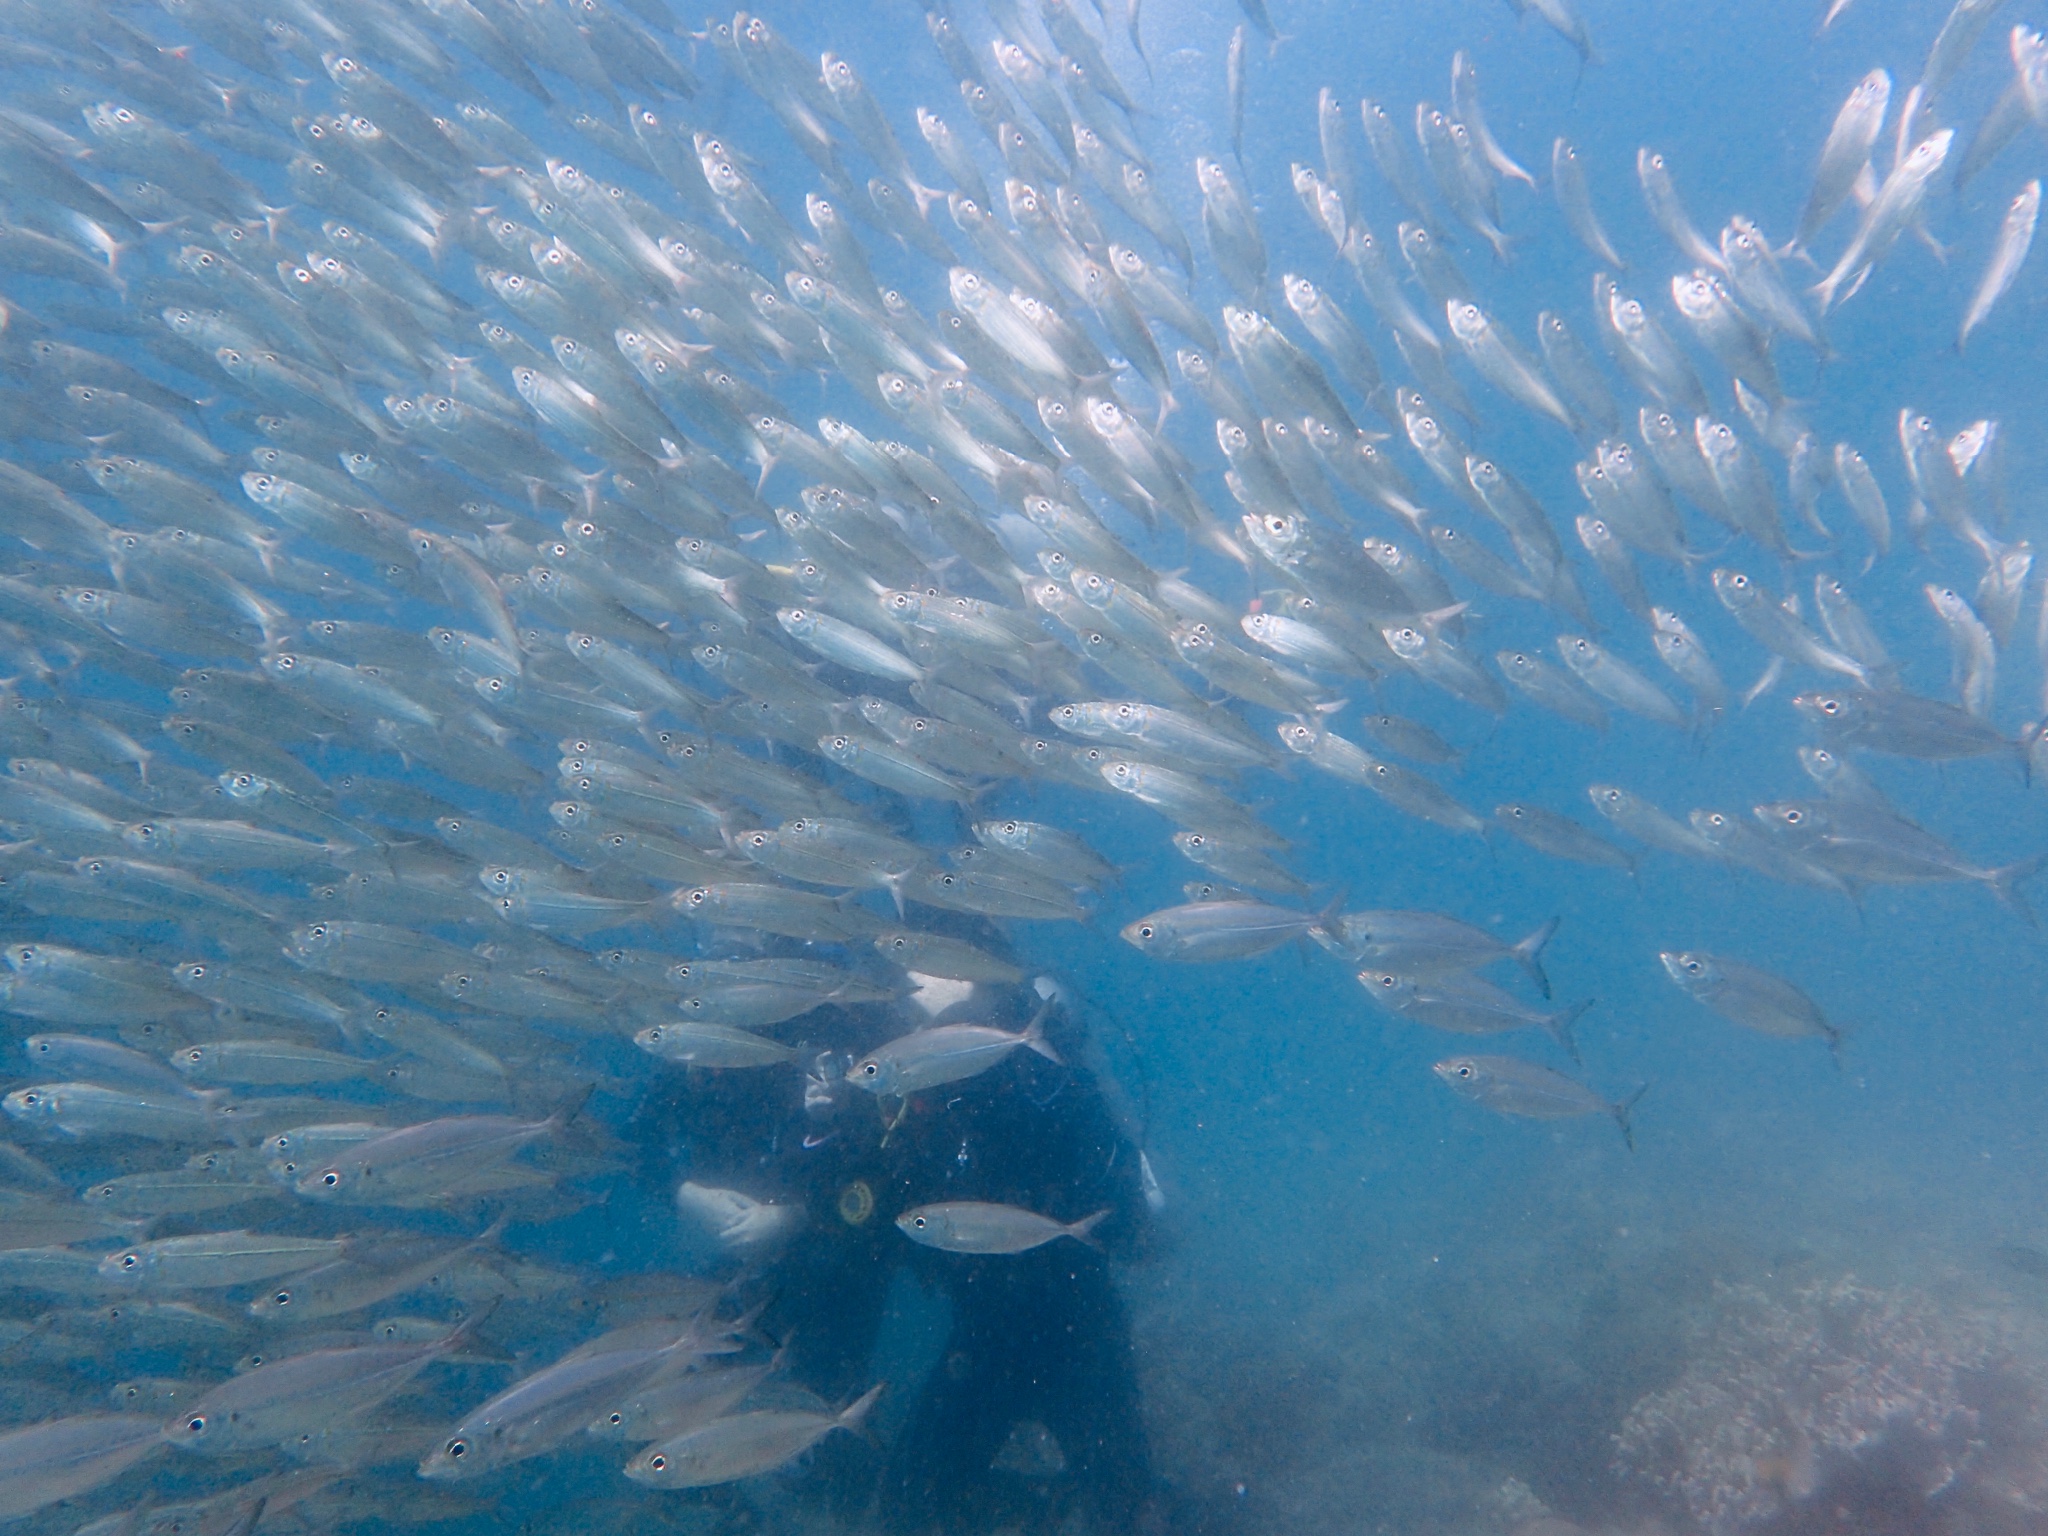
[631,990,1154,1533]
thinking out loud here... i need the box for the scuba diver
[631,940,1166,1534]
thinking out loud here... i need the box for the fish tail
[837,1382,886,1435]
[1318,884,1351,946]
[1549,997,1594,1064]
[1021,999,1062,1063]
[1066,1207,1113,1247]
[1140,1148,1167,1211]
[1612,1082,1649,1152]
[445,1295,503,1348]
[1740,656,1786,709]
[545,1080,598,1134]
[719,1296,775,1348]
[221,1497,266,1536]
[878,867,910,921]
[1987,852,2048,925]
[1513,915,1561,997]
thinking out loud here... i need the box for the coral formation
[1615,1277,2048,1536]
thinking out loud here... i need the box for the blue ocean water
[0,0,2043,1532]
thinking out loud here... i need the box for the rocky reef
[1614,1277,2048,1536]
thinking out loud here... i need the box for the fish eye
[119,1253,139,1269]
[273,1290,290,1305]
[649,1455,667,1471]
[861,1061,878,1076]
[1137,924,1154,939]
[186,1417,205,1434]
[912,1215,928,1228]
[319,1170,340,1187]
[1456,1065,1473,1079]
[446,1440,466,1458]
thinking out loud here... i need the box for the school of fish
[0,0,2036,1523]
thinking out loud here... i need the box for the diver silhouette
[633,953,1161,1533]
